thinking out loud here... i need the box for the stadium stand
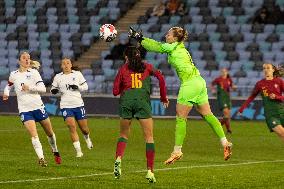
[99,0,284,97]
[0,0,284,96]
[0,0,137,90]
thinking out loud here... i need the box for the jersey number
[131,73,142,88]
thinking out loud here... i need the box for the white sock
[47,133,58,153]
[174,145,182,153]
[220,137,228,147]
[73,141,82,153]
[83,134,90,140]
[31,136,44,159]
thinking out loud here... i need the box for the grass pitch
[0,116,283,188]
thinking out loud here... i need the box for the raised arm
[141,38,178,54]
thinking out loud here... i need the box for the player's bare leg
[223,108,232,134]
[165,104,192,165]
[66,117,83,157]
[24,120,47,166]
[40,118,61,164]
[114,118,131,179]
[196,103,232,161]
[77,119,93,149]
[139,118,156,183]
[272,125,284,143]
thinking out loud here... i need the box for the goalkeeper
[129,26,232,164]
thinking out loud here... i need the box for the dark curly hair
[263,63,284,77]
[124,46,145,73]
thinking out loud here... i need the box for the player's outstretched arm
[238,84,260,113]
[128,27,177,54]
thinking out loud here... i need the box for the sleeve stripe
[36,81,44,84]
[80,81,87,86]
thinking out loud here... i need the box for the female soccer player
[238,63,284,142]
[211,68,236,134]
[129,27,232,164]
[2,52,61,166]
[113,46,169,183]
[51,58,93,158]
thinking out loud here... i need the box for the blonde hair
[30,60,41,70]
[170,27,188,42]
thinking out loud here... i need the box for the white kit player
[51,58,93,157]
[2,52,61,166]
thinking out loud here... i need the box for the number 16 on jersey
[131,73,142,88]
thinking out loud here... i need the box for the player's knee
[67,124,77,132]
[176,116,187,125]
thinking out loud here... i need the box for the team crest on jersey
[272,121,276,125]
[73,77,76,81]
[26,75,31,80]
[274,84,278,88]
[63,110,67,117]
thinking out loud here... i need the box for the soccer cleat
[227,130,232,134]
[145,170,156,183]
[85,138,93,149]
[76,151,84,158]
[224,142,233,161]
[38,158,48,167]
[164,151,183,165]
[113,157,121,179]
[53,152,61,164]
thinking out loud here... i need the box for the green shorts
[119,99,152,119]
[177,76,209,106]
[217,94,232,110]
[265,113,284,132]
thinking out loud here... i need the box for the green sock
[203,114,226,139]
[175,117,187,146]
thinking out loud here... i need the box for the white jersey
[6,69,46,113]
[51,71,88,109]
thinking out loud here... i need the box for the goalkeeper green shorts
[177,75,209,106]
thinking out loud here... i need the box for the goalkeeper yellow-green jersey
[141,37,200,85]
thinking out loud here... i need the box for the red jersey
[239,77,284,115]
[113,62,167,102]
[212,76,233,93]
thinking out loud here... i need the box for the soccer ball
[99,24,117,42]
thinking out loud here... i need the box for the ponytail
[273,65,284,77]
[71,65,80,71]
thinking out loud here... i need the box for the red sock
[115,137,127,159]
[146,143,155,172]
[224,118,231,132]
[220,118,225,125]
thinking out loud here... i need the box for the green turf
[0,116,283,188]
